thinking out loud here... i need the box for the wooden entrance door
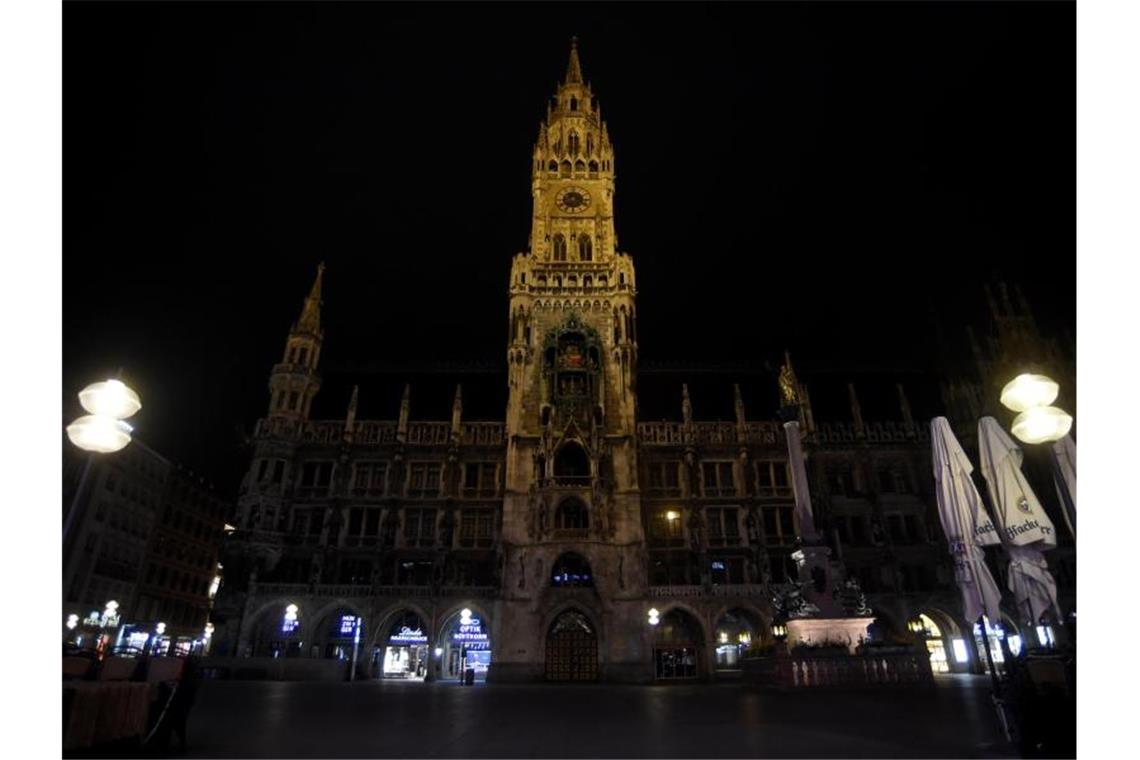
[544,611,598,681]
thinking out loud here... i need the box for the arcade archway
[250,602,303,658]
[544,609,598,681]
[437,607,493,681]
[376,610,430,680]
[654,608,704,680]
[712,608,762,672]
[311,606,365,662]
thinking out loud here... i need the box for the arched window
[560,161,572,178]
[551,553,594,587]
[588,160,599,176]
[586,134,594,156]
[554,441,590,480]
[578,235,593,261]
[574,160,586,176]
[554,498,589,532]
[553,234,567,261]
[569,96,578,111]
[568,131,580,157]
[548,160,558,173]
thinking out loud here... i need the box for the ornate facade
[213,41,1074,682]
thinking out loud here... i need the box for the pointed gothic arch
[568,131,580,156]
[553,234,567,261]
[554,496,589,532]
[578,235,593,261]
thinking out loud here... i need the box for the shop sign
[389,626,427,644]
[452,616,488,644]
[339,615,359,635]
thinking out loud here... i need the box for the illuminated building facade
[213,41,1075,682]
[63,440,229,655]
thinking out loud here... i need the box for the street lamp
[63,378,142,547]
[907,616,927,637]
[1000,372,1076,538]
[1000,373,1072,445]
[647,608,660,626]
[771,621,788,641]
[66,379,141,453]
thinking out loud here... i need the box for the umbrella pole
[978,616,1000,687]
[979,616,1014,743]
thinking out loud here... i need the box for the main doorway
[545,610,598,681]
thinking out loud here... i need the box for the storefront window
[383,612,428,680]
[441,609,492,680]
[973,617,1007,672]
[919,614,950,674]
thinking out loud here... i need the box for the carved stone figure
[779,361,800,407]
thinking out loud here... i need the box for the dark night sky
[64,1,1075,493]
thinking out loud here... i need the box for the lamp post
[63,378,142,546]
[999,373,1075,539]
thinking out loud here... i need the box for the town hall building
[212,41,1075,682]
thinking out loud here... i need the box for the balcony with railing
[251,582,497,599]
[637,420,786,447]
[647,584,768,598]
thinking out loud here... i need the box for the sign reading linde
[389,626,428,645]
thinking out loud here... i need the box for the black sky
[64,1,1075,492]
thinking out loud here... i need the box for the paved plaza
[180,675,1013,758]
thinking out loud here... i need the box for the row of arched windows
[552,233,592,262]
[539,159,608,177]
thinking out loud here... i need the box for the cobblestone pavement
[180,674,1015,758]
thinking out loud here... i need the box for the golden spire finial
[565,36,583,84]
[296,262,325,333]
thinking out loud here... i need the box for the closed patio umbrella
[931,417,1004,625]
[977,417,1062,625]
[1052,434,1076,538]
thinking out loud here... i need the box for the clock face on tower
[555,186,591,214]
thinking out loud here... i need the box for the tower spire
[565,36,583,84]
[297,261,325,333]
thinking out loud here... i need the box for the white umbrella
[1052,434,1076,509]
[1052,434,1076,537]
[931,417,1004,625]
[978,417,1062,625]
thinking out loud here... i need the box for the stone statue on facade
[779,356,800,407]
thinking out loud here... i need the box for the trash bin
[464,667,475,686]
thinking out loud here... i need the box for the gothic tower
[495,39,648,682]
[267,263,324,421]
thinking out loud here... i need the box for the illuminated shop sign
[340,616,359,636]
[389,626,428,645]
[452,616,488,646]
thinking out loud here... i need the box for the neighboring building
[63,437,230,654]
[213,40,1075,682]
